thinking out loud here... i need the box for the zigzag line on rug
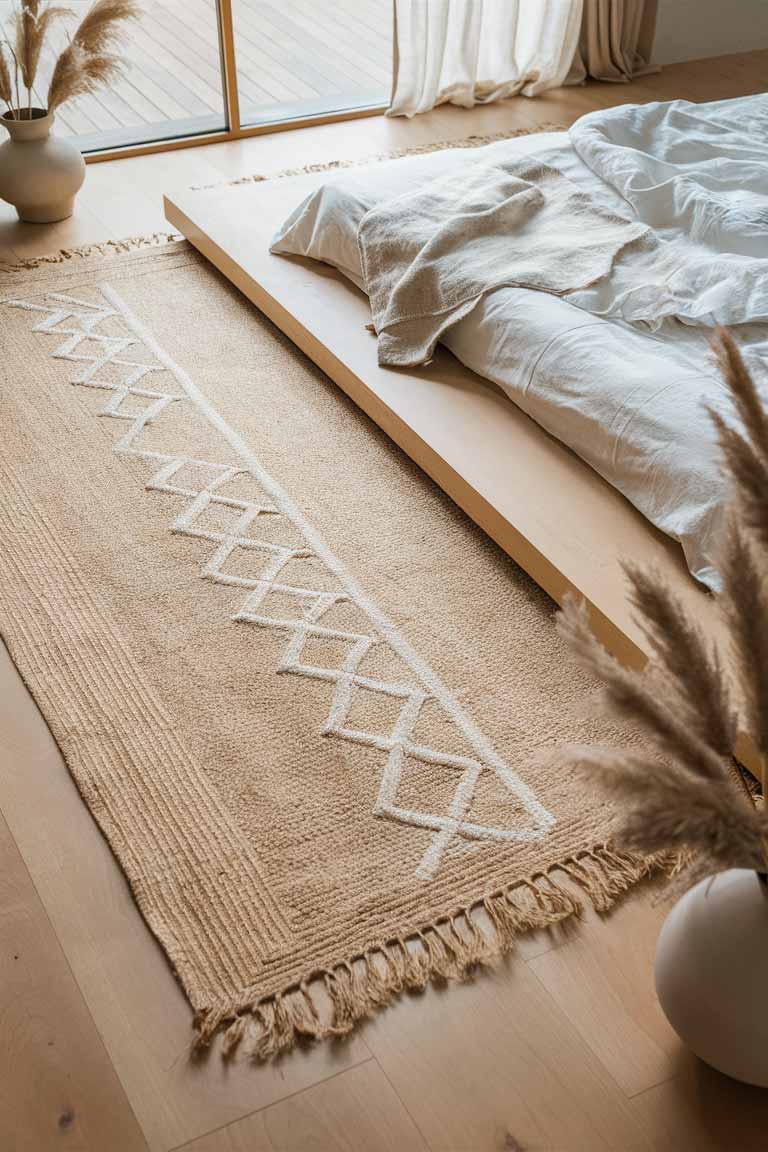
[4,288,556,879]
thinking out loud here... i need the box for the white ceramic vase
[655,868,768,1087]
[0,108,85,223]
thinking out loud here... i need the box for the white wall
[654,0,768,64]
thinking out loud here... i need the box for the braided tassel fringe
[192,845,677,1063]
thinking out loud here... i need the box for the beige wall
[654,0,768,64]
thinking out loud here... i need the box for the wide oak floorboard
[2,52,768,1150]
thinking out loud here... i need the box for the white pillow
[269,133,570,289]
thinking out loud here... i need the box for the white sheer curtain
[388,0,585,118]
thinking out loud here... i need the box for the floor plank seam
[367,1048,435,1152]
[163,1055,377,1152]
[0,794,151,1151]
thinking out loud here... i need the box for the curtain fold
[387,0,658,118]
[571,0,658,83]
[387,0,585,118]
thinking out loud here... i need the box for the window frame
[84,0,389,165]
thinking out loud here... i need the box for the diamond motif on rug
[4,288,555,879]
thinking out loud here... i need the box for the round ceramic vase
[0,108,85,223]
[655,868,768,1087]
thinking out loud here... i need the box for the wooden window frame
[85,0,388,165]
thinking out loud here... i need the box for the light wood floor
[0,0,391,152]
[2,51,768,1152]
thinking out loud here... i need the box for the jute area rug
[0,139,660,1063]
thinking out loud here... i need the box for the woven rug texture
[0,130,662,1060]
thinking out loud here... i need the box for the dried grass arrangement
[557,328,768,895]
[0,0,139,121]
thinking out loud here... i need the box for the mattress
[271,114,768,591]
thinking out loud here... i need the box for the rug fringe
[193,843,677,1063]
[189,122,570,192]
[0,231,181,272]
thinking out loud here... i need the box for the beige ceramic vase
[654,868,768,1087]
[0,108,85,223]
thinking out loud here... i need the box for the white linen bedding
[359,157,652,367]
[569,96,768,328]
[270,99,768,591]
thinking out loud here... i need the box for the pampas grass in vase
[0,1,139,223]
[556,328,768,1086]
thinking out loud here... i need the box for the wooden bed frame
[164,173,759,782]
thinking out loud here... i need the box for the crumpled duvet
[566,94,768,328]
[360,95,768,368]
[358,157,652,367]
[269,97,768,591]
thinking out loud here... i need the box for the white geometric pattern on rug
[4,288,555,879]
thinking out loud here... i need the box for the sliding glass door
[0,0,392,157]
[232,0,392,128]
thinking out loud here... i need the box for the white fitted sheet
[270,120,768,590]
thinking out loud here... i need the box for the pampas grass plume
[48,41,120,111]
[556,328,768,890]
[0,43,13,112]
[47,0,139,113]
[15,0,72,115]
[72,0,139,54]
[3,0,139,118]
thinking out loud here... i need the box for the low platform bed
[164,109,763,781]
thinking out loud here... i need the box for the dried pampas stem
[0,42,13,115]
[556,597,728,783]
[48,42,120,112]
[568,746,767,872]
[46,0,138,113]
[712,327,768,469]
[709,329,768,758]
[15,0,72,118]
[556,327,768,892]
[719,522,768,757]
[623,561,736,756]
[5,34,22,119]
[71,0,139,54]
